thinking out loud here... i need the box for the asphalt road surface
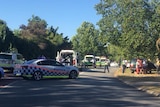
[0,67,160,107]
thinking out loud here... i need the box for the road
[0,67,160,107]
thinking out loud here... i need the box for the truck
[56,50,79,67]
[0,52,24,71]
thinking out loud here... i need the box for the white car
[13,59,79,80]
[110,62,119,67]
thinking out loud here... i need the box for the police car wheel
[69,71,77,79]
[33,71,42,80]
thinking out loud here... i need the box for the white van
[0,52,24,71]
[56,50,79,66]
[82,55,96,67]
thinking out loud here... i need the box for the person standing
[136,59,140,74]
[122,60,126,73]
[156,58,160,74]
[104,59,110,73]
[136,58,143,74]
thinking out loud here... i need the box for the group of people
[135,58,160,74]
[121,58,160,74]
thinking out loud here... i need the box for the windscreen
[61,52,73,59]
[86,57,93,62]
[0,54,12,59]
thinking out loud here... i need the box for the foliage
[95,0,160,60]
[14,15,71,59]
[71,21,108,59]
[0,19,14,52]
[1,0,160,62]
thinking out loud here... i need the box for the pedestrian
[156,58,160,74]
[136,59,140,74]
[136,58,143,74]
[104,59,110,73]
[122,60,126,73]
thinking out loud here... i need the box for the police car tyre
[33,71,42,80]
[69,70,78,79]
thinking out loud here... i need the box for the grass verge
[114,68,160,96]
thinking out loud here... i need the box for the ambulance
[0,52,24,71]
[82,55,96,68]
[56,50,79,67]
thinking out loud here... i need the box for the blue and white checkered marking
[14,65,70,77]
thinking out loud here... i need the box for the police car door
[37,60,66,76]
[50,60,68,76]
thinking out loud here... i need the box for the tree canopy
[0,15,72,60]
[0,20,14,52]
[72,22,104,58]
[1,0,160,62]
[95,0,160,60]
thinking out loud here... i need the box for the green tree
[17,15,56,59]
[46,26,63,46]
[95,0,159,59]
[72,21,104,58]
[16,15,71,59]
[0,19,14,52]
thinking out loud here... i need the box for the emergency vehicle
[100,56,110,66]
[95,56,110,67]
[56,50,79,67]
[82,55,96,67]
[95,56,101,66]
[0,52,24,71]
[13,59,79,80]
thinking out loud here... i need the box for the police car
[13,59,79,80]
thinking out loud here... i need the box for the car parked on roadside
[0,67,4,79]
[13,59,79,80]
[130,59,137,73]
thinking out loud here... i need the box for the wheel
[69,71,78,79]
[33,71,42,80]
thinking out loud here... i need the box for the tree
[71,21,105,58]
[16,15,72,59]
[20,15,47,39]
[0,19,14,52]
[46,26,63,46]
[17,15,57,59]
[95,0,159,59]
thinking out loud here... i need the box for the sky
[0,0,101,39]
